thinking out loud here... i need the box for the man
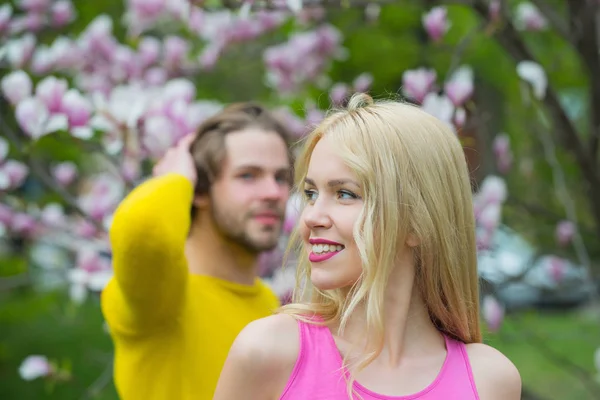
[101,103,294,400]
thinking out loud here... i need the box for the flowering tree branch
[566,0,600,161]
[0,98,103,232]
[469,0,600,238]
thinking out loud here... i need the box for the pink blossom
[40,203,66,227]
[163,35,189,70]
[75,219,97,238]
[138,36,161,66]
[143,115,176,158]
[18,355,52,381]
[555,220,575,247]
[478,175,507,205]
[11,212,37,236]
[482,295,504,332]
[9,13,45,34]
[198,42,223,70]
[546,256,567,283]
[478,203,501,231]
[353,73,373,93]
[5,34,36,68]
[283,193,302,234]
[35,76,68,113]
[454,107,466,128]
[489,0,501,22]
[329,83,348,106]
[0,203,12,226]
[1,70,32,105]
[421,92,454,126]
[517,61,547,100]
[402,68,437,103]
[0,4,12,34]
[17,0,51,13]
[129,0,166,19]
[493,133,513,174]
[144,67,168,85]
[60,89,92,128]
[514,2,547,31]
[52,161,77,186]
[51,0,75,27]
[30,46,55,74]
[444,66,474,107]
[3,160,29,189]
[422,7,450,42]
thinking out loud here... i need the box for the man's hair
[189,102,295,219]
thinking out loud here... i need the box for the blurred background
[1,0,599,399]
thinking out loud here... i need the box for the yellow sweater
[101,174,280,400]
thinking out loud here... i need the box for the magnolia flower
[18,355,52,381]
[422,7,450,42]
[0,4,12,34]
[489,0,501,21]
[444,66,474,107]
[482,295,505,332]
[2,160,29,189]
[421,92,454,126]
[402,68,436,103]
[493,133,513,174]
[4,33,36,68]
[52,161,78,186]
[35,76,68,113]
[51,0,75,27]
[514,2,547,31]
[454,107,466,128]
[555,220,575,247]
[546,256,567,283]
[353,73,373,93]
[15,97,68,139]
[517,61,547,100]
[329,83,348,106]
[1,70,32,105]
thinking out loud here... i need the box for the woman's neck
[334,252,443,368]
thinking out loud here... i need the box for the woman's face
[300,136,364,291]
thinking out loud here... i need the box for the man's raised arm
[101,135,197,335]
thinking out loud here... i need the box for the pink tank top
[280,319,480,400]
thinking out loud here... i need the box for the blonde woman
[213,94,521,400]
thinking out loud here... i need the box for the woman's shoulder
[229,313,300,376]
[465,342,522,400]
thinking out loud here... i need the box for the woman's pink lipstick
[308,238,344,263]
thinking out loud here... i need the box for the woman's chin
[310,270,355,292]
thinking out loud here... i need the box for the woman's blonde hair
[279,93,481,396]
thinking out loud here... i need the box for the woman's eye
[338,190,359,200]
[303,189,317,201]
[239,173,255,180]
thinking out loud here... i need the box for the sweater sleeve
[101,173,193,335]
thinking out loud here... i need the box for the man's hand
[152,134,197,186]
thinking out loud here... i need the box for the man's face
[208,128,291,254]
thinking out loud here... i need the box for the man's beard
[210,198,283,254]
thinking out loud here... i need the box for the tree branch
[567,0,600,161]
[529,0,572,43]
[470,0,599,189]
[0,101,103,231]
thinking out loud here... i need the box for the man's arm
[101,135,198,335]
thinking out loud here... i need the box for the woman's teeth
[312,244,344,254]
